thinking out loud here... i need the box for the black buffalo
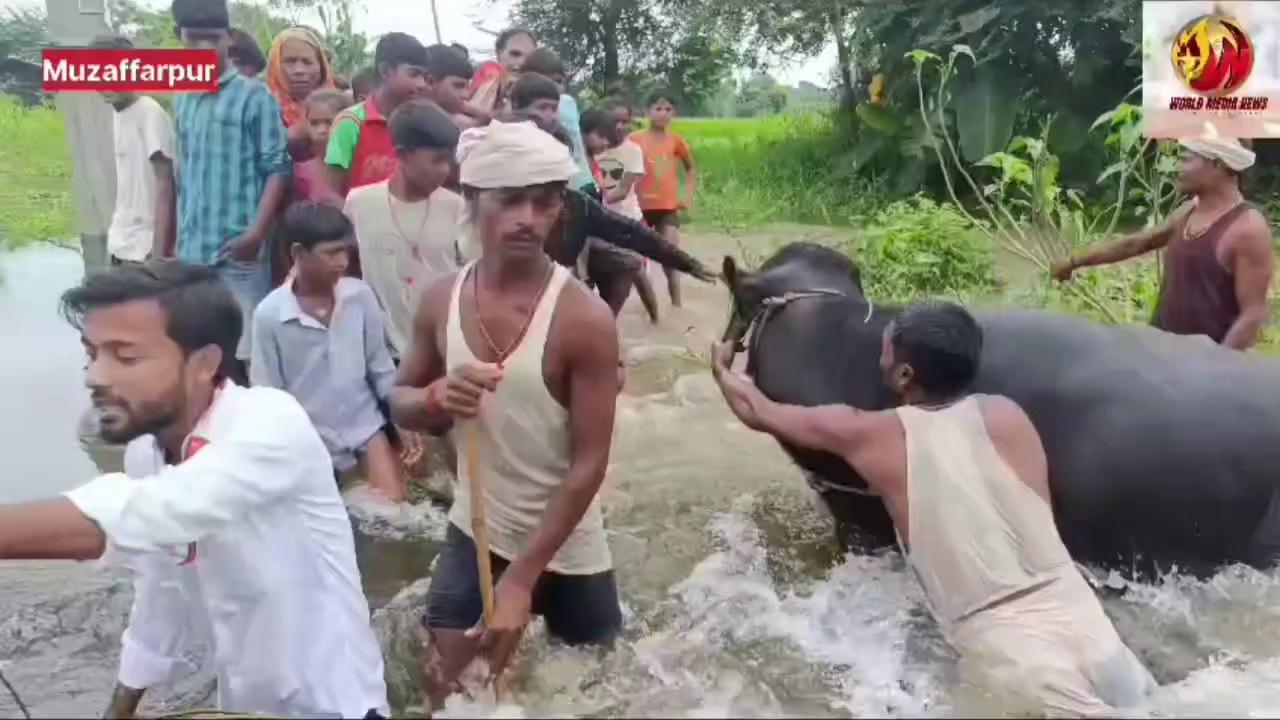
[721,242,1280,578]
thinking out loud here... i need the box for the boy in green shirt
[324,32,428,198]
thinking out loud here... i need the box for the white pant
[950,568,1156,718]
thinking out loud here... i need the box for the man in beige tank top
[711,301,1155,717]
[389,120,622,708]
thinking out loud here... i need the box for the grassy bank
[673,115,879,231]
[0,99,75,248]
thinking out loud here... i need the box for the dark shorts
[423,523,622,646]
[586,240,643,291]
[642,209,681,232]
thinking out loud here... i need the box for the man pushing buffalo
[1053,134,1274,350]
[710,301,1155,717]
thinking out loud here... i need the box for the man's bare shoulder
[558,277,616,335]
[977,394,1043,447]
[1236,206,1275,245]
[416,272,463,324]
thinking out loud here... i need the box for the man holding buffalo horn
[710,301,1156,717]
[1053,133,1274,350]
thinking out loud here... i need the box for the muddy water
[5,230,1280,718]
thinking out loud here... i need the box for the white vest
[444,262,612,575]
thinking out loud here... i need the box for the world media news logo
[1168,14,1267,111]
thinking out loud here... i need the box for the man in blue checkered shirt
[170,0,291,381]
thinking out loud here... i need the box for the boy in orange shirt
[631,91,698,307]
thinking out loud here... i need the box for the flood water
[5,233,1280,718]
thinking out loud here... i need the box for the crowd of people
[92,0,713,503]
[0,0,1274,717]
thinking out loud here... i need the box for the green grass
[0,98,75,249]
[667,115,884,231]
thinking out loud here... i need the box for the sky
[4,0,837,87]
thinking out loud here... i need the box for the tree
[846,0,1139,183]
[734,72,789,117]
[0,6,49,64]
[507,0,736,114]
[707,0,859,114]
[107,0,372,78]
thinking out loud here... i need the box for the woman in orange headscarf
[267,27,336,131]
[465,27,536,123]
[266,27,339,285]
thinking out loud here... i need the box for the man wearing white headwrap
[389,118,624,708]
[1053,133,1273,349]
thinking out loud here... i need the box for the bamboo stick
[464,421,507,701]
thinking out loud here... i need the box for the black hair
[497,111,572,150]
[283,201,353,251]
[510,72,560,111]
[889,301,984,399]
[647,89,678,108]
[351,66,376,94]
[374,32,428,78]
[304,88,350,115]
[227,28,265,73]
[522,48,565,80]
[90,34,133,50]
[495,27,535,53]
[60,261,242,382]
[390,99,461,153]
[172,0,229,31]
[424,43,474,81]
[579,107,620,146]
[450,42,470,59]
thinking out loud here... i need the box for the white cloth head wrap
[1179,127,1256,172]
[457,120,578,189]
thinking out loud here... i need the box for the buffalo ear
[722,255,740,293]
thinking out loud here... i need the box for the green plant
[1091,101,1183,235]
[1027,261,1161,324]
[976,118,1087,264]
[850,195,995,302]
[909,45,1125,322]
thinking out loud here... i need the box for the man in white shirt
[345,100,464,361]
[95,35,178,264]
[0,262,388,719]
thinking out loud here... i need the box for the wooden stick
[464,421,508,701]
[465,421,496,623]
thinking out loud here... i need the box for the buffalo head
[720,242,869,350]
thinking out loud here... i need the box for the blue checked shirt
[173,69,291,265]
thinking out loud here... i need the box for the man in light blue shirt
[522,47,597,194]
[251,202,414,503]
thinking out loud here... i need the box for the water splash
[344,484,450,542]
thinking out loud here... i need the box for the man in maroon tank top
[1053,135,1274,349]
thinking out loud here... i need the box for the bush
[849,195,995,302]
